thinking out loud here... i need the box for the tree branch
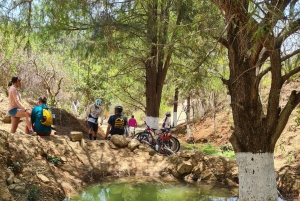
[281,49,300,62]
[281,65,300,85]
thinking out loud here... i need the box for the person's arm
[31,107,35,126]
[99,107,104,125]
[105,124,111,139]
[84,105,91,123]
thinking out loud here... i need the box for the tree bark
[209,1,300,200]
[173,88,179,127]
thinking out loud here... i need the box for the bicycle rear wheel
[161,136,180,153]
[132,132,153,147]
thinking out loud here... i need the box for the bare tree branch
[281,65,300,85]
[281,49,300,62]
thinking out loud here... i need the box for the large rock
[128,139,140,151]
[177,161,193,174]
[110,135,128,148]
[70,131,83,142]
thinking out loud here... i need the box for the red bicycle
[132,121,180,155]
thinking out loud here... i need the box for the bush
[27,186,40,201]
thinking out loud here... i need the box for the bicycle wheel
[169,136,180,152]
[161,136,180,153]
[132,132,153,147]
[159,146,175,156]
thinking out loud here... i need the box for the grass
[181,142,236,159]
[27,186,40,201]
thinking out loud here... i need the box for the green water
[71,177,239,201]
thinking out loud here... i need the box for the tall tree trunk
[209,1,300,200]
[173,88,179,127]
[186,96,191,122]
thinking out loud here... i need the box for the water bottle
[155,144,159,151]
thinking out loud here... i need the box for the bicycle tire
[169,136,180,152]
[132,132,153,146]
[159,136,180,153]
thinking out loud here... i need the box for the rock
[177,161,193,174]
[37,174,50,183]
[2,116,11,124]
[108,141,118,149]
[13,178,21,184]
[14,185,26,193]
[192,163,204,176]
[6,175,14,185]
[110,135,128,148]
[128,139,140,151]
[8,184,16,190]
[200,169,217,181]
[70,131,83,142]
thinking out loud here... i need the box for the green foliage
[47,156,62,166]
[181,142,236,159]
[285,155,294,164]
[27,186,40,201]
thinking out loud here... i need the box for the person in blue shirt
[31,97,52,136]
[105,106,127,139]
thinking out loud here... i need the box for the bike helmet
[115,105,123,113]
[166,111,171,116]
[95,98,102,107]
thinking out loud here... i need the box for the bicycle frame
[143,122,172,147]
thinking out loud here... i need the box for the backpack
[40,108,53,126]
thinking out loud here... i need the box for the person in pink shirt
[8,76,36,135]
[128,115,138,137]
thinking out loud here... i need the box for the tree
[209,1,300,200]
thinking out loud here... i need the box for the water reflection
[71,178,239,201]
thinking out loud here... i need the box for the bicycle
[132,121,180,155]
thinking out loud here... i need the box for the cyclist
[163,111,171,130]
[85,98,104,140]
[105,106,127,139]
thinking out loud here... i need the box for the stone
[177,161,193,174]
[192,163,204,176]
[128,139,140,151]
[14,185,26,193]
[200,169,217,181]
[6,175,14,185]
[37,174,50,183]
[110,135,128,148]
[2,115,11,124]
[70,131,83,142]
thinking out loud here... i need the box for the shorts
[88,121,98,132]
[129,127,135,133]
[8,108,20,117]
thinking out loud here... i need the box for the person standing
[7,76,36,135]
[85,98,104,140]
[31,97,52,136]
[105,106,127,139]
[128,115,138,137]
[163,111,171,130]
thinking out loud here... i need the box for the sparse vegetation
[27,186,40,201]
[46,156,63,166]
[181,142,236,159]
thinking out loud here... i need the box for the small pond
[70,177,295,201]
